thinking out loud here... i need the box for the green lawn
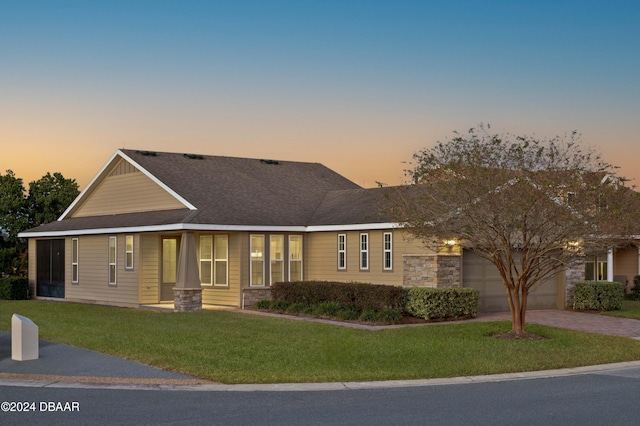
[602,300,640,319]
[2,300,640,384]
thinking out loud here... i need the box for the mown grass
[2,300,640,384]
[602,299,640,319]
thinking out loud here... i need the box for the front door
[36,239,65,298]
[161,237,180,302]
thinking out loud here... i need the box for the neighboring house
[18,149,638,312]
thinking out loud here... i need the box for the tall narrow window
[108,236,117,285]
[337,234,346,270]
[199,235,213,285]
[250,235,264,286]
[360,233,369,270]
[270,235,284,285]
[71,238,79,283]
[125,235,134,270]
[383,232,393,270]
[162,238,177,284]
[289,235,303,281]
[214,235,228,286]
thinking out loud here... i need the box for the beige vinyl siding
[139,233,160,304]
[27,238,37,297]
[613,246,639,291]
[201,233,242,307]
[306,230,432,286]
[65,234,139,305]
[71,172,184,218]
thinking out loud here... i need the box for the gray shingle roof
[122,149,361,226]
[21,149,396,235]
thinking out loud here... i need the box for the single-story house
[18,149,640,312]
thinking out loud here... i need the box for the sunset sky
[2,1,638,190]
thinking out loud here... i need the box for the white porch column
[607,248,614,281]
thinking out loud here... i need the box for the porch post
[174,231,202,312]
[607,248,614,282]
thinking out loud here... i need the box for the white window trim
[270,235,284,285]
[108,236,117,285]
[383,232,393,271]
[250,234,265,287]
[71,238,79,283]
[338,234,346,270]
[125,235,134,270]
[199,235,213,286]
[288,235,303,281]
[214,234,229,287]
[360,233,369,270]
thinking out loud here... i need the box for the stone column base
[173,288,202,312]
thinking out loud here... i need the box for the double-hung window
[199,236,213,285]
[270,235,284,285]
[71,238,79,283]
[214,235,228,286]
[383,232,393,270]
[200,235,229,286]
[108,236,117,285]
[337,234,346,270]
[250,235,265,286]
[360,233,369,270]
[125,235,134,270]
[289,235,303,281]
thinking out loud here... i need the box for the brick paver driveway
[474,309,640,339]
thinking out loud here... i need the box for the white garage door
[463,250,561,313]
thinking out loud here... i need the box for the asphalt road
[2,366,640,425]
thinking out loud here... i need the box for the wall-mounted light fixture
[444,239,456,246]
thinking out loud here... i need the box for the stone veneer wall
[242,288,272,309]
[564,257,585,308]
[173,288,202,312]
[403,254,462,288]
[436,255,462,288]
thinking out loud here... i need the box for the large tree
[391,125,639,337]
[0,170,79,276]
[27,172,79,227]
[0,170,30,275]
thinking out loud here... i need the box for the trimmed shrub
[405,287,479,320]
[0,276,29,300]
[573,281,623,311]
[271,281,405,312]
[627,276,640,301]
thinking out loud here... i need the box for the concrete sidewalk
[0,331,211,386]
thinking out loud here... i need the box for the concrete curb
[3,360,640,392]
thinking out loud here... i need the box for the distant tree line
[0,170,79,276]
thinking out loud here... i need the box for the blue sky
[2,1,639,188]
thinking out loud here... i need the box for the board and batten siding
[66,234,140,306]
[306,230,432,285]
[71,171,184,218]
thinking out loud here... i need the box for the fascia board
[117,150,197,211]
[58,150,197,221]
[18,222,401,238]
[59,150,122,220]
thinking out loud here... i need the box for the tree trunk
[507,286,527,337]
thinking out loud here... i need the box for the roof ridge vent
[136,150,157,156]
[260,159,280,165]
[184,153,204,160]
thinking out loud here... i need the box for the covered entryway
[36,239,65,298]
[463,250,561,313]
[160,236,180,302]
